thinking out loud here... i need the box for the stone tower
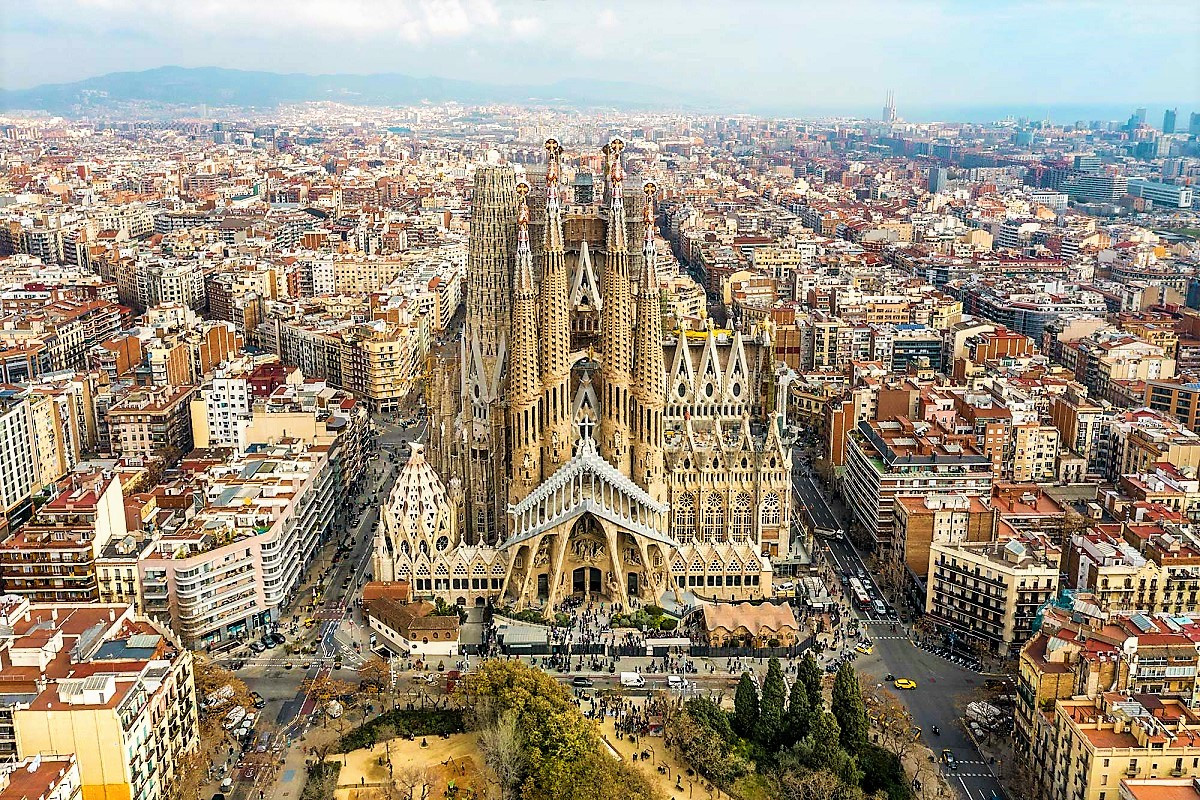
[539,139,573,470]
[464,166,518,544]
[599,138,633,474]
[632,182,667,503]
[508,182,542,505]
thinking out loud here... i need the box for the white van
[620,672,646,688]
[667,675,687,690]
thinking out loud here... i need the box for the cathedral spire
[600,137,633,473]
[632,182,666,500]
[508,181,542,503]
[539,138,573,468]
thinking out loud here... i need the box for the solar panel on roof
[127,634,161,649]
[1130,613,1156,633]
[81,675,111,691]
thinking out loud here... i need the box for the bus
[849,578,871,610]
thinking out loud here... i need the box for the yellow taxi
[855,642,873,655]
[894,678,917,690]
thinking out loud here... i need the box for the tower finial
[605,137,627,252]
[516,181,531,254]
[544,138,562,213]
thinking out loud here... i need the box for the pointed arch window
[674,492,697,542]
[702,492,724,543]
[731,492,753,543]
[760,492,781,527]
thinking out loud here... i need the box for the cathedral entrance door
[627,572,640,598]
[572,567,602,596]
[536,574,549,598]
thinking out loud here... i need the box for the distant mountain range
[0,66,688,115]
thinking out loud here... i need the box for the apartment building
[1064,520,1200,617]
[0,470,127,603]
[0,597,198,800]
[139,440,337,647]
[893,492,993,585]
[1146,379,1200,433]
[1109,409,1200,481]
[925,532,1060,656]
[0,755,82,800]
[1049,385,1111,478]
[1033,693,1200,800]
[277,317,428,412]
[1012,423,1061,482]
[0,389,39,518]
[843,418,994,554]
[104,386,195,460]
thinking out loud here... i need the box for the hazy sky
[2,0,1198,115]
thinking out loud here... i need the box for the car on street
[249,641,265,654]
[571,677,594,687]
[894,679,917,690]
[855,642,873,655]
[941,750,957,770]
[250,692,265,709]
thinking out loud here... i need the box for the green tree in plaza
[733,672,760,739]
[831,664,868,753]
[784,677,811,745]
[798,651,823,710]
[756,657,787,748]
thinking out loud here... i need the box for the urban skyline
[4,4,1200,800]
[2,0,1198,119]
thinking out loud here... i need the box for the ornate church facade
[373,139,792,610]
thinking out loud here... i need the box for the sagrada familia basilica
[373,138,792,610]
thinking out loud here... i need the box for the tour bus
[849,578,871,610]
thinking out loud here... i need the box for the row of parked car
[247,631,286,654]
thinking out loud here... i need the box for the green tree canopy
[733,672,760,739]
[784,676,811,745]
[831,664,868,754]
[756,657,787,748]
[799,651,823,710]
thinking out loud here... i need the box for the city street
[792,447,1006,800]
[206,411,428,800]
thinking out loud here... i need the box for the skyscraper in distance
[883,90,897,123]
[1163,108,1177,134]
[928,166,947,194]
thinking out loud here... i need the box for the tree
[777,768,864,800]
[684,697,733,741]
[733,672,760,739]
[664,704,747,788]
[756,657,787,748]
[798,651,823,710]
[785,677,811,745]
[831,664,868,754]
[479,710,526,800]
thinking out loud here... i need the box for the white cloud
[28,0,507,43]
[508,16,544,39]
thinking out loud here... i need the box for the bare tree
[478,711,526,800]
